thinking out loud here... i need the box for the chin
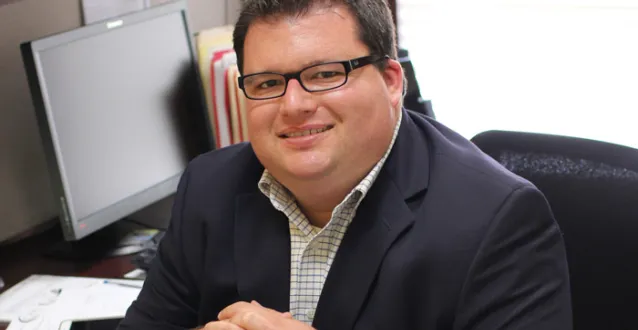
[284,164,329,181]
[283,154,333,181]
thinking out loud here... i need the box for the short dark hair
[232,0,398,75]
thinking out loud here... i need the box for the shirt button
[307,309,315,320]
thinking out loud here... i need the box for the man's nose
[279,79,316,117]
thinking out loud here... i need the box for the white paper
[0,275,142,330]
[123,268,147,280]
[81,0,150,25]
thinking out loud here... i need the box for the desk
[0,225,138,329]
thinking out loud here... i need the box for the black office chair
[471,130,638,330]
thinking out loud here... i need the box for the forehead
[242,5,369,74]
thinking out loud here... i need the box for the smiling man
[118,1,572,329]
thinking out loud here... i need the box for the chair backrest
[471,130,638,330]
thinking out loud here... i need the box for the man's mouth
[280,125,334,138]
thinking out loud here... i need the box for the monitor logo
[106,20,124,29]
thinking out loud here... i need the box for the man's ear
[382,59,405,109]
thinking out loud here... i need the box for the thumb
[250,300,292,318]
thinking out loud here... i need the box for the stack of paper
[195,25,249,149]
[0,275,142,330]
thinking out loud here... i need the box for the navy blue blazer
[119,109,572,330]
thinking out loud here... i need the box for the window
[398,0,638,149]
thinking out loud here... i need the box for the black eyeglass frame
[237,54,390,100]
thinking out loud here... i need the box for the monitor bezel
[20,0,209,240]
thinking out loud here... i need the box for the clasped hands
[200,301,315,330]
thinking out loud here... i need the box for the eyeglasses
[238,54,389,100]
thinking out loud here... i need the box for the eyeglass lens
[243,62,347,99]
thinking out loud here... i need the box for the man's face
[242,5,403,184]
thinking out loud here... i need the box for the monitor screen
[21,1,210,240]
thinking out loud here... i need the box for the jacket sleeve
[453,185,573,330]
[118,165,201,330]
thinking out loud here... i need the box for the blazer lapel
[234,191,291,313]
[313,109,430,329]
[312,170,414,329]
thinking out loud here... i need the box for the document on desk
[0,275,142,329]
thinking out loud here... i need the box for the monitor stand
[44,220,151,261]
[44,196,172,261]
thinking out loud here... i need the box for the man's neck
[283,170,365,228]
[291,180,356,228]
[299,207,333,229]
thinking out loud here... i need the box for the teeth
[284,126,330,138]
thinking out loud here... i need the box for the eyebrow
[301,58,335,68]
[247,58,341,76]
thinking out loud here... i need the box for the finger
[202,320,245,330]
[229,310,275,330]
[219,300,288,329]
[250,300,289,318]
[219,301,254,320]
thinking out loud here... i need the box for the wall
[0,0,239,243]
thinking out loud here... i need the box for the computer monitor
[20,0,211,242]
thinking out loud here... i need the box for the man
[119,0,572,329]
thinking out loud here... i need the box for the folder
[194,26,234,148]
[211,51,236,148]
[226,64,242,143]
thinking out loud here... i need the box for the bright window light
[398,0,638,149]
